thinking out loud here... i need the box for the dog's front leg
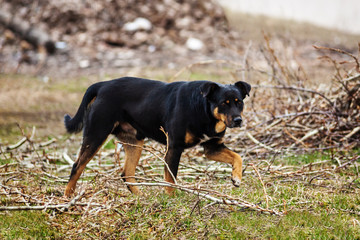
[202,139,242,187]
[164,146,183,195]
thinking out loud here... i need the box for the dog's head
[201,81,251,129]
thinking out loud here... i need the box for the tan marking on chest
[215,121,226,133]
[185,131,195,145]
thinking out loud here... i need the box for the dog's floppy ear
[235,81,251,98]
[200,82,220,99]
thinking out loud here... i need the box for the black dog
[64,77,251,197]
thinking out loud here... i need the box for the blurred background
[0,0,359,77]
[0,0,359,140]
[219,0,360,34]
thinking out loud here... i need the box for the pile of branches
[4,0,230,49]
[246,75,360,150]
[235,37,360,153]
[0,0,238,74]
[170,39,360,152]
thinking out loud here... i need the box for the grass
[221,210,360,239]
[1,133,359,239]
[275,151,333,166]
[0,211,61,239]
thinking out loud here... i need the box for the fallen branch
[249,163,269,209]
[6,137,27,150]
[0,190,86,212]
[38,138,57,147]
[253,84,335,109]
[62,152,75,165]
[125,181,283,215]
[314,45,360,73]
[335,156,360,171]
[341,126,360,141]
[246,132,275,152]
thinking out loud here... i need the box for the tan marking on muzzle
[213,107,226,122]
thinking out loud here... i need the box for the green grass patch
[103,138,116,150]
[0,211,61,239]
[212,210,360,239]
[275,151,331,166]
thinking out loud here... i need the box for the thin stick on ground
[159,126,177,184]
[0,190,86,212]
[249,163,270,209]
[124,181,282,216]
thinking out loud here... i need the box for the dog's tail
[64,82,102,133]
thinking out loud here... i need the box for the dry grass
[0,125,359,239]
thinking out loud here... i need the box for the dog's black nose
[233,116,242,126]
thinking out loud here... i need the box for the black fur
[64,77,251,194]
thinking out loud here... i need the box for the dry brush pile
[0,0,238,75]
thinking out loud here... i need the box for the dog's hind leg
[64,107,114,197]
[64,137,105,197]
[118,133,144,195]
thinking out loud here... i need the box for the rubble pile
[0,0,240,74]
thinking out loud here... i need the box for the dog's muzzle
[228,116,242,128]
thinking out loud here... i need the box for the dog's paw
[231,176,241,187]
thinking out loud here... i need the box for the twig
[341,126,360,141]
[249,163,269,209]
[314,45,360,73]
[82,189,105,218]
[283,128,307,147]
[342,73,360,83]
[246,132,275,152]
[38,138,57,147]
[62,152,75,165]
[125,181,283,215]
[297,128,322,144]
[263,32,291,84]
[252,84,335,109]
[335,156,360,171]
[6,137,27,150]
[0,190,88,212]
[242,41,252,82]
[60,189,86,212]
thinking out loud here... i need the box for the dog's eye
[222,100,230,106]
[234,98,243,106]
